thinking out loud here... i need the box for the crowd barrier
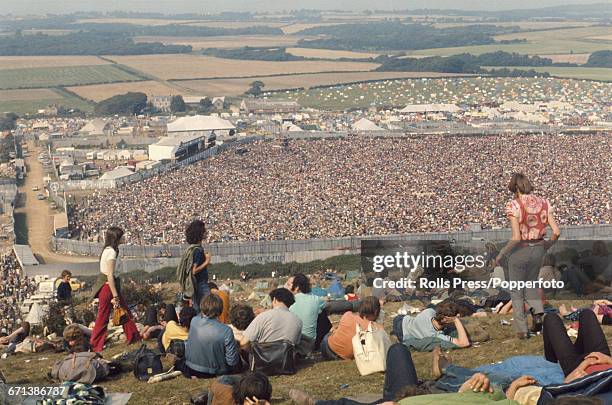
[52,224,612,267]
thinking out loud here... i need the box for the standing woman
[496,173,561,339]
[185,220,211,314]
[90,227,141,352]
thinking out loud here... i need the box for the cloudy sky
[1,0,605,15]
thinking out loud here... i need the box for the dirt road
[15,142,95,264]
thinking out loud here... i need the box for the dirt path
[15,142,95,264]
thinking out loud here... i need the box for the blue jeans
[192,282,210,314]
[435,364,513,392]
[320,333,341,361]
[392,315,404,342]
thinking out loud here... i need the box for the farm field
[433,21,596,29]
[483,66,612,81]
[0,65,145,90]
[0,88,93,114]
[280,22,348,34]
[185,21,287,28]
[409,26,612,56]
[286,47,379,59]
[133,35,306,50]
[106,54,380,80]
[0,55,109,70]
[74,18,202,26]
[67,80,185,102]
[539,53,591,64]
[177,71,465,96]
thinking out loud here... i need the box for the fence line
[52,224,612,263]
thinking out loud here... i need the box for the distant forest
[585,50,612,68]
[0,32,191,56]
[296,22,518,51]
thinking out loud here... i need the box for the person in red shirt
[320,296,382,360]
[344,285,359,302]
[496,173,561,339]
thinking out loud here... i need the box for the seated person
[141,304,167,340]
[321,296,382,361]
[543,309,611,380]
[240,288,302,349]
[194,371,272,405]
[289,343,539,405]
[183,294,240,378]
[344,285,359,302]
[392,300,470,351]
[63,323,92,353]
[229,304,256,342]
[210,282,231,324]
[560,300,612,325]
[162,306,196,351]
[56,270,73,303]
[289,274,330,349]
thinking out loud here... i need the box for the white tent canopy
[352,118,383,131]
[25,302,46,325]
[167,115,235,133]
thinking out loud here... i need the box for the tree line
[0,31,191,56]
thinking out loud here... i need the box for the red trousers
[90,283,141,352]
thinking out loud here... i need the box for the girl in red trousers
[90,227,141,352]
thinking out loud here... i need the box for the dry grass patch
[287,48,379,60]
[179,71,468,96]
[539,54,591,64]
[0,56,109,70]
[74,18,202,26]
[67,81,184,102]
[107,54,379,80]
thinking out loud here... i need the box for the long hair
[103,226,124,256]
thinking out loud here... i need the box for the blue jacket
[185,315,239,375]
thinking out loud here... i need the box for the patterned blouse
[505,194,553,241]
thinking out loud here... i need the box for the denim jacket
[185,315,239,375]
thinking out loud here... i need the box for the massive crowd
[69,134,611,245]
[0,251,34,337]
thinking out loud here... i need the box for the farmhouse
[240,99,300,114]
[150,95,173,113]
[167,115,236,137]
[79,119,109,136]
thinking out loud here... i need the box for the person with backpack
[89,227,141,353]
[177,220,211,314]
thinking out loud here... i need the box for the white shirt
[100,247,120,275]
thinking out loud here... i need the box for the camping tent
[25,302,46,325]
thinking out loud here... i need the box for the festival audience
[321,296,382,361]
[289,274,331,350]
[393,300,470,351]
[239,288,302,349]
[161,306,196,351]
[210,282,230,324]
[56,270,72,303]
[229,304,256,342]
[69,135,612,245]
[183,294,240,378]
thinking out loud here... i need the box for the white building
[167,115,236,137]
[99,166,135,181]
[400,104,460,114]
[148,133,205,162]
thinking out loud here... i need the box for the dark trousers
[316,343,419,405]
[315,310,332,350]
[543,310,610,376]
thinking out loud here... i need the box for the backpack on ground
[50,352,109,384]
[248,340,296,376]
[133,344,163,381]
[167,339,185,359]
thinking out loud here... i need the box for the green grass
[0,65,145,90]
[408,26,612,57]
[3,298,611,405]
[483,66,612,82]
[0,89,94,115]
